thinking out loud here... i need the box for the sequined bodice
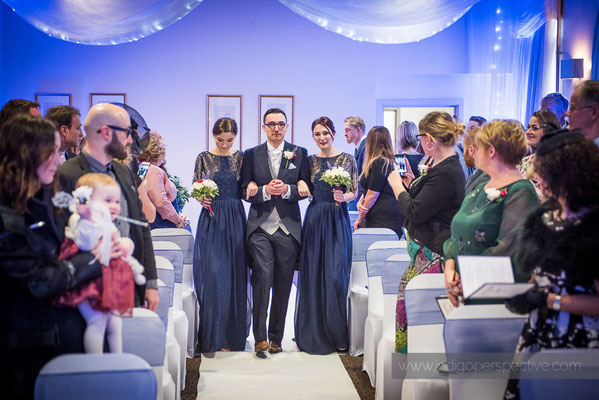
[193,151,242,200]
[308,153,358,203]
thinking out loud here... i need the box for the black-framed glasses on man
[97,125,133,138]
[264,122,287,130]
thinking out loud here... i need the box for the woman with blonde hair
[137,136,187,230]
[354,126,403,239]
[387,111,466,352]
[444,120,539,306]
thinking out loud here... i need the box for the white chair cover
[349,228,398,356]
[374,253,410,400]
[363,240,407,385]
[34,353,156,400]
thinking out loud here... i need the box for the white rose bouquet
[320,166,352,206]
[192,179,219,216]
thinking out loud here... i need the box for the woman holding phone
[386,111,466,352]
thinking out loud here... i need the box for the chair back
[153,241,184,285]
[151,228,194,264]
[366,241,406,314]
[34,353,156,400]
[381,253,411,333]
[351,228,397,288]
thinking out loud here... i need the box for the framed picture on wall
[206,95,243,150]
[259,95,294,143]
[90,93,127,107]
[34,93,72,116]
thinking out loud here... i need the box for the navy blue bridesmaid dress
[193,151,248,352]
[295,153,357,354]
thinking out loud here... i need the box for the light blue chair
[402,273,448,400]
[444,304,527,400]
[123,308,172,400]
[35,353,156,400]
[153,240,188,389]
[363,240,407,385]
[349,227,398,356]
[374,253,410,400]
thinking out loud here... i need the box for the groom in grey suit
[241,108,309,354]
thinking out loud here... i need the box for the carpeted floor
[182,354,374,400]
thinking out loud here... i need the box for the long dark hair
[0,115,56,212]
[360,126,394,179]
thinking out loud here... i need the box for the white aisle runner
[197,283,360,399]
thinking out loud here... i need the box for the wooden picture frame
[90,93,127,107]
[34,93,72,116]
[259,95,294,143]
[206,95,243,151]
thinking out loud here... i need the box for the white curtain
[277,0,481,44]
[466,0,546,122]
[2,0,204,45]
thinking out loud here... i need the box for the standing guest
[463,127,490,194]
[295,117,357,355]
[566,80,599,146]
[466,116,488,134]
[387,111,466,352]
[0,99,41,128]
[241,108,309,354]
[541,92,569,128]
[344,116,366,211]
[444,120,539,306]
[518,110,561,199]
[0,115,103,399]
[45,105,84,162]
[193,117,248,353]
[395,120,424,178]
[58,103,158,310]
[503,130,599,399]
[137,136,187,230]
[354,126,404,239]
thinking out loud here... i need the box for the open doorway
[376,99,462,153]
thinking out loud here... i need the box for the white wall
[1,0,468,231]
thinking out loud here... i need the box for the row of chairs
[35,228,197,400]
[348,227,599,400]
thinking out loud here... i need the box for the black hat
[536,128,587,156]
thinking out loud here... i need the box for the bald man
[58,103,158,310]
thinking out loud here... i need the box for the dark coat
[0,186,102,399]
[58,153,156,305]
[240,141,309,244]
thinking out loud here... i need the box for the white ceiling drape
[277,0,481,43]
[2,0,204,45]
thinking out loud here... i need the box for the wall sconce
[561,58,584,79]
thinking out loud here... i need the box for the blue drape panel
[525,23,545,120]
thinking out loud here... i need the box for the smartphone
[394,154,408,174]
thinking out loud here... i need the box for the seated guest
[504,130,599,399]
[45,105,84,162]
[519,110,561,199]
[137,136,187,229]
[395,120,424,178]
[566,80,599,146]
[541,92,569,128]
[463,127,490,193]
[0,115,103,399]
[354,126,404,239]
[387,111,465,352]
[0,99,41,128]
[444,120,539,306]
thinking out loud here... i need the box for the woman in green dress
[444,120,539,306]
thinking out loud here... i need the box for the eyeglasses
[97,125,133,138]
[264,122,287,130]
[568,105,594,113]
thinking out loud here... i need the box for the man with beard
[58,103,158,310]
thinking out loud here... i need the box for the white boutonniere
[418,164,429,176]
[283,147,298,168]
[485,188,508,202]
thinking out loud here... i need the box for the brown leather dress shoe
[255,340,270,353]
[268,341,282,353]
